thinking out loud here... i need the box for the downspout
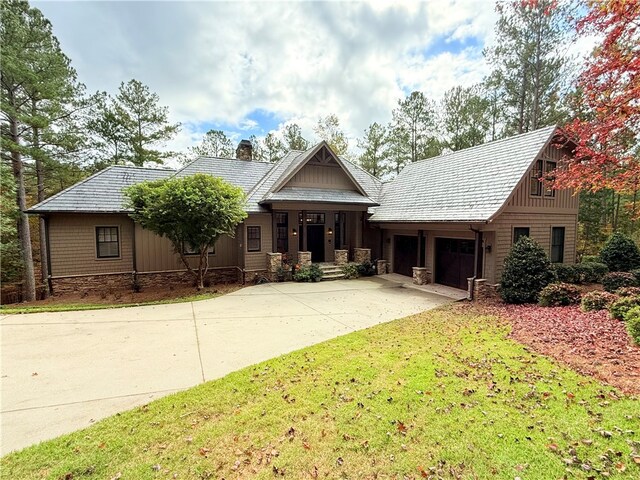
[44,215,53,295]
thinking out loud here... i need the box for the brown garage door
[393,235,418,277]
[435,238,475,290]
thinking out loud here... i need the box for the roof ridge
[339,155,383,186]
[410,124,557,166]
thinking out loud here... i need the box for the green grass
[2,305,639,479]
[0,291,223,315]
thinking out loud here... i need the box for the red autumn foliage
[484,304,640,394]
[554,1,640,199]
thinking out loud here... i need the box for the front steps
[317,263,345,281]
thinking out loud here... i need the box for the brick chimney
[236,139,253,160]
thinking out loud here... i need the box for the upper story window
[96,226,119,258]
[247,226,261,252]
[530,159,556,197]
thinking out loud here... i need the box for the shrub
[599,232,640,272]
[341,263,360,280]
[538,283,581,307]
[632,269,640,284]
[625,307,640,345]
[581,291,618,312]
[602,272,638,292]
[608,296,640,321]
[357,261,376,277]
[616,287,640,297]
[578,262,608,283]
[500,236,556,304]
[293,264,323,282]
[581,255,600,263]
[554,264,580,284]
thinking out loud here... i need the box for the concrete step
[319,267,343,274]
[321,273,345,281]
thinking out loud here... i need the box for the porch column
[418,230,425,267]
[302,210,307,252]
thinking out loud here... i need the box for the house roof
[262,187,379,206]
[368,125,558,223]
[174,156,273,193]
[27,166,175,213]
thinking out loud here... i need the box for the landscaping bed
[0,284,240,314]
[1,305,639,479]
[481,303,640,395]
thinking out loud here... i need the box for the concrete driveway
[1,277,456,454]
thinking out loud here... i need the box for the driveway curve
[1,277,455,454]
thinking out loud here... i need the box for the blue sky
[34,0,499,161]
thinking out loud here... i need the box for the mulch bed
[479,303,640,395]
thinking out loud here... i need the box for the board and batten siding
[134,224,238,273]
[243,213,273,271]
[48,213,134,276]
[490,213,577,282]
[285,164,357,191]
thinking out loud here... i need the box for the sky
[32,0,577,165]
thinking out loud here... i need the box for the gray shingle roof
[263,187,379,206]
[27,166,175,213]
[175,156,273,193]
[368,125,558,223]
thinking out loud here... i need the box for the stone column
[354,248,371,264]
[376,259,387,275]
[298,251,311,267]
[266,253,282,281]
[334,249,348,266]
[412,267,429,285]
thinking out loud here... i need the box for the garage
[435,238,475,290]
[393,235,418,277]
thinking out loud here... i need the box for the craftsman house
[28,124,578,295]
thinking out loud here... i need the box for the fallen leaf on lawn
[336,457,344,466]
[615,462,625,472]
[302,441,311,450]
[110,474,122,480]
[418,466,428,478]
[199,447,210,456]
[397,421,407,433]
[547,443,559,452]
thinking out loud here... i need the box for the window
[513,227,530,244]
[530,159,557,197]
[183,242,215,255]
[551,227,565,263]
[247,226,261,252]
[96,226,119,258]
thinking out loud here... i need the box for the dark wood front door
[393,235,418,277]
[307,225,325,262]
[435,238,475,290]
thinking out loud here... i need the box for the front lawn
[2,305,639,479]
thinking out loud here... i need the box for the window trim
[182,242,216,256]
[247,226,261,252]
[550,226,565,263]
[95,226,120,260]
[512,226,530,244]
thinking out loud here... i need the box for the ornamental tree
[125,174,247,289]
[555,1,640,199]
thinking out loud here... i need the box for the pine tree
[357,122,389,178]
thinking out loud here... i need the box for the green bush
[500,237,556,304]
[632,269,640,284]
[293,264,323,282]
[341,263,360,279]
[608,296,640,321]
[554,264,580,284]
[538,283,581,307]
[578,262,608,283]
[581,291,618,312]
[581,255,600,264]
[602,272,638,292]
[624,307,640,345]
[599,232,640,272]
[357,261,376,277]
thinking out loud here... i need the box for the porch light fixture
[292,228,297,236]
[327,228,333,235]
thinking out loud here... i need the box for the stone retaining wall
[354,248,371,264]
[473,279,500,301]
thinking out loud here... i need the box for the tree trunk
[32,101,50,297]
[517,66,528,134]
[10,115,37,301]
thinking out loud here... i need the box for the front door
[307,225,325,262]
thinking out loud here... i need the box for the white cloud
[35,0,499,156]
